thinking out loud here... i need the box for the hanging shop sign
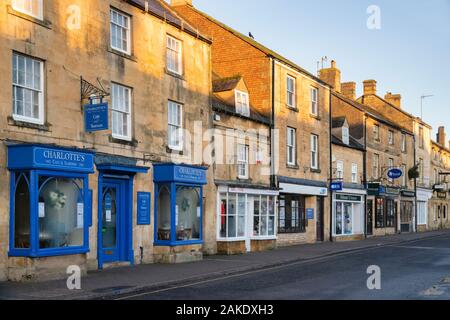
[84,102,109,132]
[330,181,343,191]
[387,168,403,180]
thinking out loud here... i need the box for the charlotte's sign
[174,166,207,183]
[84,103,109,132]
[7,145,95,173]
[35,148,94,172]
[387,168,403,180]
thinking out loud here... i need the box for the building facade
[172,0,332,248]
[0,0,213,281]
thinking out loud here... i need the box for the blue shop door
[100,180,127,264]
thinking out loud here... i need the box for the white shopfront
[417,188,433,227]
[217,186,279,252]
[332,188,366,237]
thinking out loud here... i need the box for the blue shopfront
[153,164,208,248]
[7,144,94,258]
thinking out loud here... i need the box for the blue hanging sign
[137,192,151,225]
[330,182,343,191]
[84,103,109,132]
[307,208,315,220]
[387,168,403,180]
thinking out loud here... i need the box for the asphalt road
[119,234,450,300]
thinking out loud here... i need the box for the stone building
[172,0,332,247]
[0,0,214,281]
[211,75,278,254]
[320,62,415,237]
[357,80,433,233]
[428,127,450,230]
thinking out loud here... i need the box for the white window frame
[311,134,319,170]
[168,100,183,151]
[12,52,44,125]
[401,133,406,152]
[342,126,350,145]
[388,158,394,182]
[373,124,380,141]
[310,87,318,116]
[235,90,250,117]
[336,161,344,180]
[351,163,358,183]
[373,154,380,179]
[237,144,249,179]
[166,35,183,75]
[388,130,394,145]
[417,201,427,226]
[110,8,131,55]
[111,83,132,141]
[287,127,296,166]
[286,76,296,108]
[402,164,407,187]
[12,0,43,20]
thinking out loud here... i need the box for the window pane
[38,177,84,249]
[228,194,236,238]
[220,194,227,238]
[14,173,31,249]
[176,186,201,240]
[157,185,171,241]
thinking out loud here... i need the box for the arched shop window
[153,164,207,246]
[38,177,84,249]
[176,186,201,241]
[157,185,171,241]
[14,172,31,249]
[8,145,93,258]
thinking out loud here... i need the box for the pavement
[0,229,449,300]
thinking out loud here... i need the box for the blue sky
[182,0,450,138]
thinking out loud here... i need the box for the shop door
[99,179,127,265]
[400,201,413,233]
[316,197,324,242]
[366,200,373,235]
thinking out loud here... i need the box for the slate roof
[173,4,329,87]
[212,76,242,93]
[128,0,211,43]
[212,96,270,125]
[332,135,365,151]
[332,116,347,129]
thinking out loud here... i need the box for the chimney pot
[363,80,377,96]
[341,82,356,100]
[319,60,341,92]
[385,92,402,108]
[437,126,447,147]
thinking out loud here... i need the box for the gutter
[270,58,276,188]
[329,89,333,242]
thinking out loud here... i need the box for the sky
[175,0,450,138]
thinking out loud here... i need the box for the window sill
[7,6,52,29]
[165,69,185,80]
[310,168,321,174]
[8,117,51,132]
[286,164,299,170]
[166,146,184,155]
[109,135,138,147]
[286,105,299,112]
[217,238,247,242]
[310,114,321,120]
[237,177,251,182]
[108,48,137,62]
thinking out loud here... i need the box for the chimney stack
[341,82,356,100]
[319,60,341,92]
[385,92,402,108]
[437,126,447,148]
[363,80,377,96]
[171,0,193,6]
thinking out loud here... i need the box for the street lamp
[420,95,434,120]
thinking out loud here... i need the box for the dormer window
[235,90,250,116]
[342,126,350,145]
[12,0,43,20]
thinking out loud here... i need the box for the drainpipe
[414,134,418,233]
[329,89,333,242]
[270,57,276,189]
[363,114,368,238]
